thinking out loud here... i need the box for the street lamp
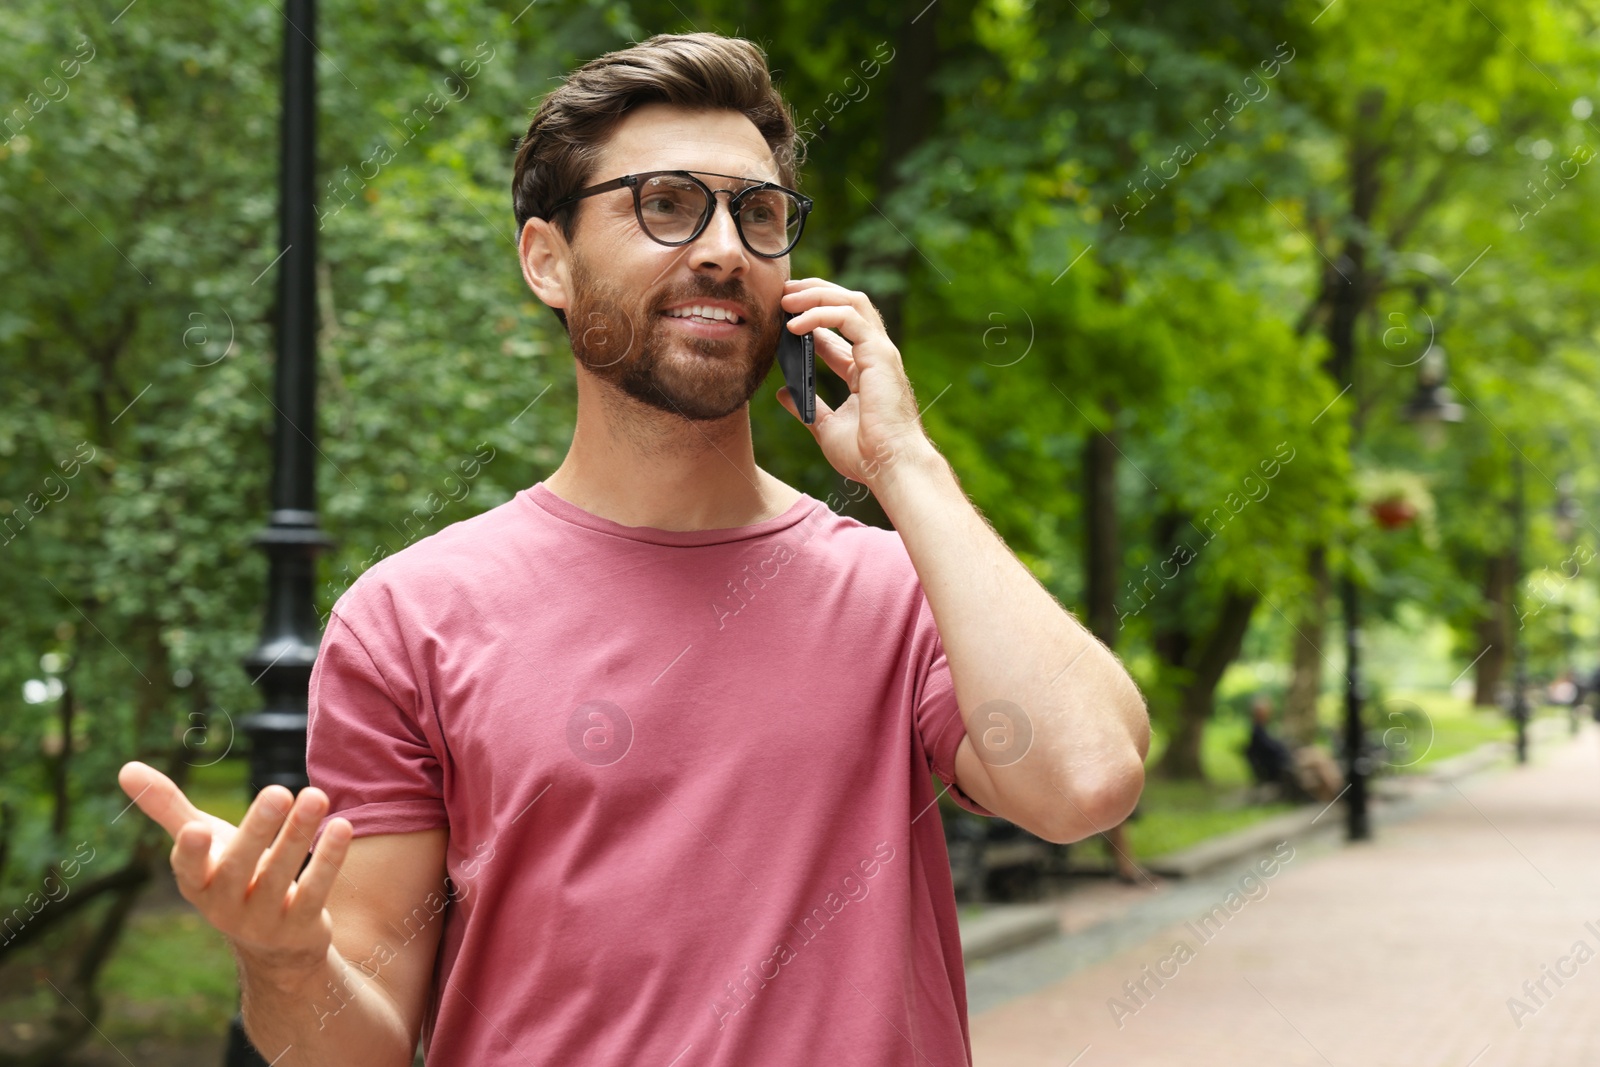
[1401,344,1465,430]
[1334,276,1463,844]
[1383,341,1464,815]
[226,0,329,1063]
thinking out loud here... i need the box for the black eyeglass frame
[544,169,814,258]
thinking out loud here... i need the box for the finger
[287,816,353,920]
[780,283,850,320]
[782,281,878,324]
[211,785,295,892]
[779,282,851,324]
[812,327,857,387]
[810,388,837,421]
[776,386,802,422]
[250,788,330,906]
[119,761,209,840]
[170,821,214,894]
[785,304,887,365]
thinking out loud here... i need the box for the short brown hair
[512,33,803,324]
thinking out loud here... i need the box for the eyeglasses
[545,169,813,258]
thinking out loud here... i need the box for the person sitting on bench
[1245,695,1296,792]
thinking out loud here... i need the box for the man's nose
[687,191,751,277]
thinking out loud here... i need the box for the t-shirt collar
[520,481,820,548]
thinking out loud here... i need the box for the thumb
[119,760,210,839]
[775,385,833,428]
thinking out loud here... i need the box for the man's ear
[519,217,571,315]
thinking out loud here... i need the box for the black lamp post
[1331,257,1459,843]
[226,0,330,1062]
[1338,572,1371,841]
[1334,330,1461,844]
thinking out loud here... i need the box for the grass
[1368,690,1566,771]
[1125,713,1297,861]
[98,908,238,1042]
[1125,780,1298,860]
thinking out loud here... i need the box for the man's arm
[117,763,447,1067]
[876,445,1150,845]
[239,829,449,1065]
[776,279,1150,845]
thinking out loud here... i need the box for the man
[1245,695,1296,792]
[117,31,1148,1066]
[1244,695,1342,804]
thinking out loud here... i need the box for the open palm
[117,760,353,969]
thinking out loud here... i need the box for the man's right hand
[117,761,353,983]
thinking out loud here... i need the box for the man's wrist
[234,939,339,998]
[866,432,953,517]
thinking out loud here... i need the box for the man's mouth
[658,303,750,341]
[661,304,746,325]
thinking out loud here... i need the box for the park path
[970,723,1600,1067]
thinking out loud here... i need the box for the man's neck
[543,379,801,532]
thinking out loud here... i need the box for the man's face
[551,103,789,423]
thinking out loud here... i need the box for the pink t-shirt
[306,481,995,1066]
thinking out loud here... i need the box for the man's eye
[643,197,680,215]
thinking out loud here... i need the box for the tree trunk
[829,7,939,533]
[1475,551,1514,705]
[1083,427,1119,648]
[1282,544,1329,745]
[1156,590,1260,779]
[1160,686,1213,781]
[1318,88,1386,415]
[870,3,940,345]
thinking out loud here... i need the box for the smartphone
[777,310,815,424]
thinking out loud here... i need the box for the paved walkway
[969,722,1600,1067]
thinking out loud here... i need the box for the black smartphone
[776,310,815,424]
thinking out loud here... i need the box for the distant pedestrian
[1244,695,1343,804]
[1245,696,1296,791]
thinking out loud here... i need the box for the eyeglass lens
[638,174,801,255]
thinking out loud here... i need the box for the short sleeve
[307,606,449,841]
[911,589,997,818]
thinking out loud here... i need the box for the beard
[565,250,783,422]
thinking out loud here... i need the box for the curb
[959,903,1062,964]
[1144,803,1337,879]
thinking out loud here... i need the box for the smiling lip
[658,298,749,339]
[660,299,748,322]
[660,312,745,339]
